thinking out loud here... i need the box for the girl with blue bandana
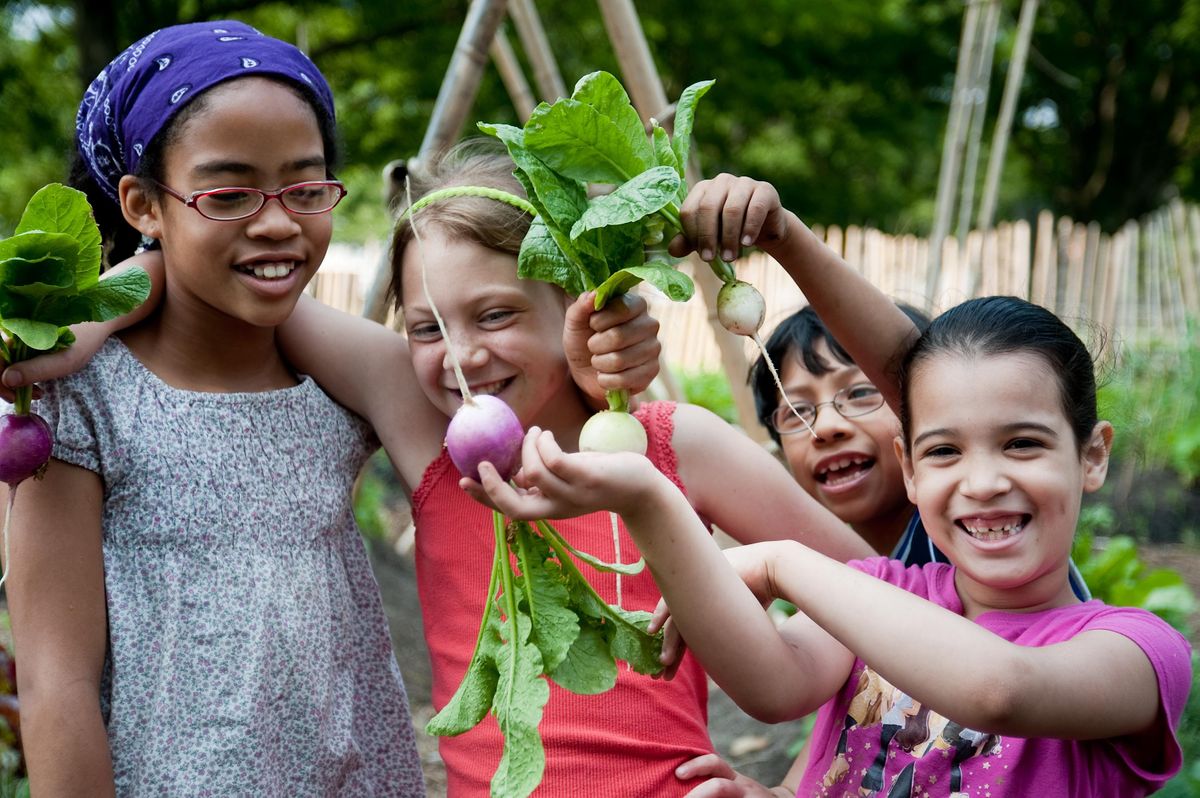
[4,21,430,796]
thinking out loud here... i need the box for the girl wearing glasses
[2,21,424,796]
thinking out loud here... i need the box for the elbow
[962,653,1033,733]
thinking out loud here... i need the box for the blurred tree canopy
[1,0,1197,240]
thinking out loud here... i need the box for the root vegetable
[445,395,525,482]
[577,410,648,455]
[0,414,52,487]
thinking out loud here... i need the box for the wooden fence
[307,199,1200,378]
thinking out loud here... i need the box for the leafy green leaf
[517,216,590,296]
[594,264,695,308]
[548,621,617,695]
[604,607,664,676]
[14,184,102,282]
[426,616,502,737]
[670,79,716,172]
[481,122,590,233]
[0,231,80,288]
[76,267,152,321]
[651,121,683,190]
[524,99,651,185]
[569,71,655,170]
[570,166,681,240]
[513,523,580,672]
[1,317,61,350]
[491,612,550,798]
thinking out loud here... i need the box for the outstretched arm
[474,429,855,722]
[669,175,919,413]
[670,402,872,562]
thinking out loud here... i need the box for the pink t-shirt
[796,558,1192,798]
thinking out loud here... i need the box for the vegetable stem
[709,257,737,285]
[9,342,30,416]
[605,389,630,414]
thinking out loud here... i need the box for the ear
[118,175,164,241]
[1081,420,1113,493]
[894,435,918,504]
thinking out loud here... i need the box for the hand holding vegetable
[562,291,661,404]
[667,174,795,265]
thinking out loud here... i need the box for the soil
[367,534,1200,797]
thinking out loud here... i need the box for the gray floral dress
[37,338,426,797]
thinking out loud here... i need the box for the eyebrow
[912,421,1060,449]
[190,156,326,177]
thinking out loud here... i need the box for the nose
[444,329,489,373]
[957,454,1012,500]
[809,402,853,443]
[246,196,303,239]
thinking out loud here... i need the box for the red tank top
[413,401,714,796]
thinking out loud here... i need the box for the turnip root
[577,410,648,456]
[716,280,766,336]
[712,271,816,438]
[445,394,525,482]
[0,414,52,487]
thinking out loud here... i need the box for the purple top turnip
[445,394,525,482]
[0,413,52,487]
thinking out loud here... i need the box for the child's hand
[0,323,110,403]
[676,754,790,797]
[668,174,795,264]
[564,291,661,404]
[470,427,654,521]
[647,598,688,681]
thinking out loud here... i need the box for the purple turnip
[577,410,648,455]
[446,394,525,482]
[0,413,52,487]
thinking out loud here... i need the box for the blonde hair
[388,137,532,308]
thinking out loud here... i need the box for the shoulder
[1077,604,1193,717]
[850,557,960,606]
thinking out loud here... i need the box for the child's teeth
[250,263,294,279]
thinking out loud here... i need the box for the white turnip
[577,410,648,456]
[716,280,766,336]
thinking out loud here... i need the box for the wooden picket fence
[307,199,1200,378]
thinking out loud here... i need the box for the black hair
[897,296,1100,454]
[751,303,931,445]
[69,76,340,267]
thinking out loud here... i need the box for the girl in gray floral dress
[4,21,425,796]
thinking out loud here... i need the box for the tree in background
[1,0,1198,239]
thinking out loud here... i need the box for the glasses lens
[196,189,264,220]
[282,183,343,214]
[772,403,815,435]
[836,384,884,417]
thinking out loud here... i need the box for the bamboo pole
[957,0,1001,252]
[363,0,510,322]
[490,26,537,120]
[977,0,1040,233]
[508,0,568,100]
[927,0,985,298]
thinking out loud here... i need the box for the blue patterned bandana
[75,20,335,202]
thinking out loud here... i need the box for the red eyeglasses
[154,180,347,221]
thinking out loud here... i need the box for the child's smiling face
[777,341,912,552]
[147,78,332,328]
[401,229,591,439]
[898,350,1112,613]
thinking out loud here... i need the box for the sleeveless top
[413,401,714,796]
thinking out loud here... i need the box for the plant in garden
[0,184,150,588]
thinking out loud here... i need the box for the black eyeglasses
[771,383,885,436]
[154,180,347,221]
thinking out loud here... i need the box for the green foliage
[678,369,737,424]
[1098,340,1200,485]
[0,185,149,354]
[481,71,704,307]
[1071,507,1198,634]
[427,515,663,797]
